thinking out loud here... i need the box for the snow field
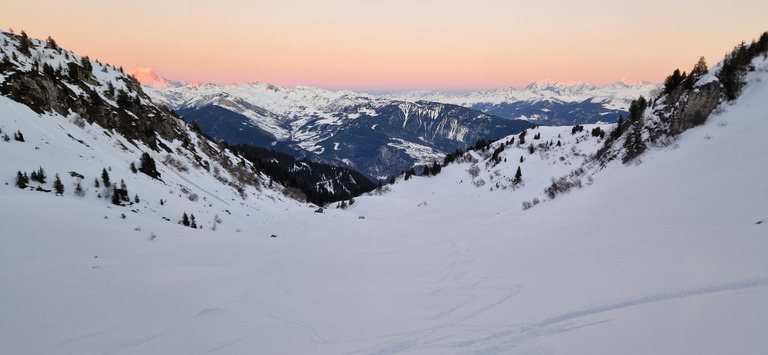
[2,52,768,354]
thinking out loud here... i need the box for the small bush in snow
[74,181,85,197]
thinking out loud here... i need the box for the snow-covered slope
[2,31,767,354]
[0,30,313,231]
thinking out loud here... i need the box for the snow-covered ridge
[378,78,659,110]
[136,66,658,114]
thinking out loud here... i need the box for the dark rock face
[663,81,721,136]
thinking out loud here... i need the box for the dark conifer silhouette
[101,168,110,187]
[53,174,64,195]
[139,152,160,179]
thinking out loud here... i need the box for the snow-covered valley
[2,30,768,354]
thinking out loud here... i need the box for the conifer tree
[15,171,28,188]
[111,187,121,205]
[139,152,160,178]
[422,164,430,176]
[18,30,30,56]
[190,214,197,228]
[690,56,708,76]
[101,168,110,187]
[53,174,64,195]
[663,69,683,94]
[431,161,441,175]
[31,166,47,183]
[182,212,190,227]
[45,36,58,50]
[514,166,522,184]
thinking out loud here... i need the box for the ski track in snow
[353,277,768,354]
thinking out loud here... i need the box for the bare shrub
[467,165,480,178]
[164,154,189,172]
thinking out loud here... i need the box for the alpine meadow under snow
[1,29,768,354]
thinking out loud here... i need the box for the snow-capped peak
[127,67,186,88]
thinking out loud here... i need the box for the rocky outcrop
[0,64,184,151]
[662,81,721,136]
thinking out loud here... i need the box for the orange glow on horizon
[3,0,767,91]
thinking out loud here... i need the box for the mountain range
[144,82,531,179]
[140,71,656,179]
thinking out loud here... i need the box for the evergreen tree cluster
[571,125,584,135]
[15,167,63,195]
[138,152,160,179]
[718,32,768,101]
[591,127,606,139]
[232,143,376,205]
[662,57,710,96]
[468,138,498,152]
[421,161,442,176]
[15,171,29,188]
[29,166,47,183]
[403,167,417,181]
[181,212,197,228]
[111,179,130,206]
[442,148,465,166]
[13,130,24,142]
[621,96,648,163]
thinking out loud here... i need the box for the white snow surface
[2,39,768,353]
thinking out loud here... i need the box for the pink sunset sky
[3,0,767,91]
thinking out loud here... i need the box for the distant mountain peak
[533,78,586,87]
[618,77,651,85]
[127,67,186,88]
